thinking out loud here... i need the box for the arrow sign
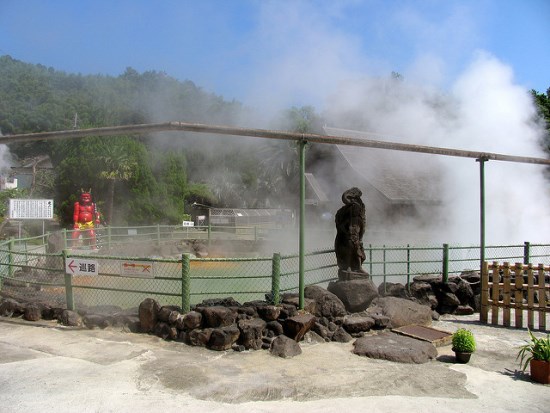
[65,258,99,276]
[121,260,154,277]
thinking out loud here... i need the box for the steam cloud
[234,3,549,246]
[320,52,549,245]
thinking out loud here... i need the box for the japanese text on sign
[9,199,54,219]
[65,258,99,276]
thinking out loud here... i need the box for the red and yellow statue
[72,190,100,248]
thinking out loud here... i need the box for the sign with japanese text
[65,258,99,276]
[9,199,54,219]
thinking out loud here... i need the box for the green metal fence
[0,228,549,313]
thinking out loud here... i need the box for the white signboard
[65,258,99,276]
[9,199,54,219]
[182,221,194,227]
[121,260,154,277]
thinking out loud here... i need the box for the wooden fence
[481,261,549,331]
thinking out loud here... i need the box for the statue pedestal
[338,269,370,281]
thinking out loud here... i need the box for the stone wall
[0,270,480,358]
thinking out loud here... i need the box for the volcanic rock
[353,331,437,363]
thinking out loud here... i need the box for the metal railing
[0,227,548,314]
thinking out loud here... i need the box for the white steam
[323,52,549,245]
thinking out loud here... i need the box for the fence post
[523,241,530,265]
[157,224,161,247]
[442,243,449,283]
[181,253,190,312]
[271,253,281,305]
[406,244,411,292]
[383,245,386,293]
[107,226,112,248]
[369,244,373,275]
[8,239,15,277]
[62,250,74,311]
[62,228,68,250]
[480,261,489,323]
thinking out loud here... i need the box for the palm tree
[97,139,137,224]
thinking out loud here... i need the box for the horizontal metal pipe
[2,121,549,165]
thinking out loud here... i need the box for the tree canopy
[0,55,548,227]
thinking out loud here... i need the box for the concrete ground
[0,314,549,413]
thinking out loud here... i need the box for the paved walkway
[0,314,549,412]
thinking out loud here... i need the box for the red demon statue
[72,190,100,248]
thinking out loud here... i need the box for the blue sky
[1,0,548,112]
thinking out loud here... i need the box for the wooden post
[527,264,535,331]
[538,264,547,331]
[502,262,511,327]
[514,262,524,329]
[491,261,501,325]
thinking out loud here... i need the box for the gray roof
[325,126,442,203]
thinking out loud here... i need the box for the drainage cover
[392,325,453,347]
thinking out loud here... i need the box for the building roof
[325,126,443,204]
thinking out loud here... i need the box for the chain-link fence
[1,230,549,312]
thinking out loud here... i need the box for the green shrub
[452,328,476,353]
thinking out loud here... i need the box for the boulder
[378,282,409,298]
[185,328,213,347]
[266,320,284,336]
[327,278,379,313]
[200,297,241,308]
[312,322,331,340]
[138,298,160,333]
[331,326,353,343]
[454,305,475,315]
[60,309,83,327]
[353,331,437,363]
[453,279,475,306]
[238,318,266,350]
[0,298,25,317]
[256,305,281,321]
[208,326,240,351]
[342,315,375,334]
[83,314,110,329]
[200,306,236,328]
[23,304,42,321]
[183,311,203,330]
[371,296,432,328]
[270,335,302,358]
[283,313,316,341]
[304,285,347,318]
[281,294,316,314]
[154,322,178,340]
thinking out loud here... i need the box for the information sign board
[9,199,54,220]
[65,258,99,276]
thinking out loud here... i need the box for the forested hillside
[0,55,298,226]
[0,55,548,227]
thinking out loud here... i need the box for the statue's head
[79,189,92,204]
[342,187,363,204]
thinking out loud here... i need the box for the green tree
[97,137,139,224]
[531,88,550,155]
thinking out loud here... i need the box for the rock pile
[0,271,480,361]
[383,271,481,317]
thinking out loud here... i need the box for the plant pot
[530,359,550,384]
[453,349,472,364]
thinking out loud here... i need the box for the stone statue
[334,187,367,278]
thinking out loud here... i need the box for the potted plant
[452,328,476,363]
[517,330,550,384]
